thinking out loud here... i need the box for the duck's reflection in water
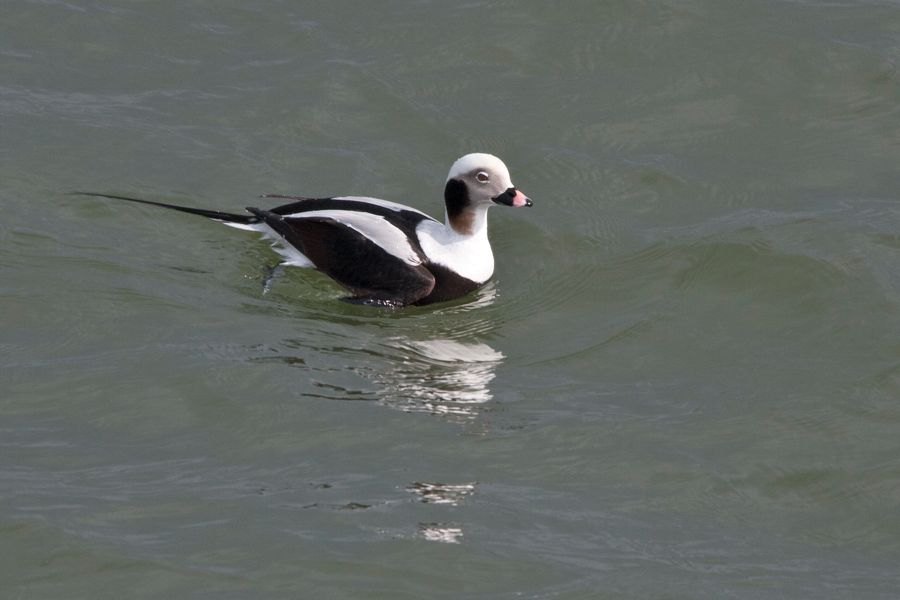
[265,328,504,420]
[407,482,476,544]
[259,282,505,418]
[376,337,503,418]
[258,331,497,542]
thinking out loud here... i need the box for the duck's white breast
[416,220,494,283]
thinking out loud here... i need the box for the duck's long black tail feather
[69,192,260,225]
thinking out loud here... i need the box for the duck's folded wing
[247,207,435,306]
[267,196,436,241]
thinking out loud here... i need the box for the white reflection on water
[374,337,504,418]
[407,482,475,544]
[406,481,476,505]
[418,523,463,544]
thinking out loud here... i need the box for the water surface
[3,1,900,598]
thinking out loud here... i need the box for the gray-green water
[4,1,900,598]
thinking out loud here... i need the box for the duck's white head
[443,153,532,235]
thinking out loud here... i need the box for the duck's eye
[475,171,490,184]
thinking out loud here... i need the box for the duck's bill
[492,187,533,207]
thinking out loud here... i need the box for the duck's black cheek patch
[444,178,469,220]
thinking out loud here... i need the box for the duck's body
[78,153,531,306]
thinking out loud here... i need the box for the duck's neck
[445,204,490,238]
[444,178,489,238]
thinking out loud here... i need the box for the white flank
[222,220,313,267]
[222,221,265,232]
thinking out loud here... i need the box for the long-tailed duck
[77,153,532,306]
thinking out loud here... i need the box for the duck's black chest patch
[415,262,482,305]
